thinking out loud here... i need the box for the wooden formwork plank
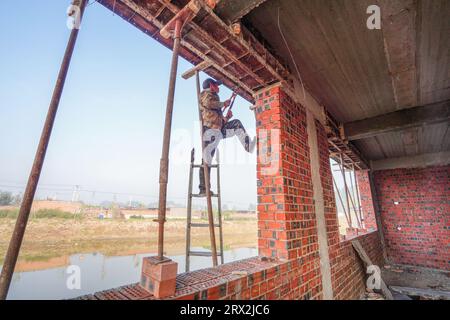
[351,240,394,300]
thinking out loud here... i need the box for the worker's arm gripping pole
[157,19,183,261]
[0,0,88,300]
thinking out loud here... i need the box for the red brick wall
[173,257,320,300]
[84,85,387,301]
[255,85,323,299]
[253,85,385,299]
[356,170,377,231]
[315,120,385,299]
[374,166,450,270]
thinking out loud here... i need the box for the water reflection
[6,247,257,300]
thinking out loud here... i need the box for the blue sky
[0,1,257,209]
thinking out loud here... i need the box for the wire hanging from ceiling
[277,7,306,101]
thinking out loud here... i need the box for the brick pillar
[355,170,377,231]
[255,85,317,261]
[140,256,178,298]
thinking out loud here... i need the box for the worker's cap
[202,78,223,89]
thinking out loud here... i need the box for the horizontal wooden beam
[159,0,200,39]
[371,151,450,171]
[117,0,255,98]
[159,0,267,86]
[344,101,450,141]
[196,1,291,87]
[351,240,394,300]
[182,61,211,79]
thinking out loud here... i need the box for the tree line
[0,190,22,206]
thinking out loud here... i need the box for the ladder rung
[191,193,219,198]
[190,223,220,228]
[189,251,222,257]
[193,164,219,168]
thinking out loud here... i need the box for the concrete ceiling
[241,0,450,161]
[100,0,449,165]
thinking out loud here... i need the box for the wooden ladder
[185,148,224,272]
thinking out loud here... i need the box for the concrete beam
[371,151,450,171]
[214,0,269,23]
[344,101,450,141]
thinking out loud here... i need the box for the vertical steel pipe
[338,153,352,228]
[332,175,351,227]
[157,19,182,260]
[185,148,195,272]
[351,164,363,226]
[0,0,88,300]
[347,165,361,227]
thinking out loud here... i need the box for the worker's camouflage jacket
[200,89,226,129]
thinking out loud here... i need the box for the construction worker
[198,78,256,196]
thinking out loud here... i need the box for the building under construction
[0,0,449,301]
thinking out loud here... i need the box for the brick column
[355,170,377,231]
[255,85,317,262]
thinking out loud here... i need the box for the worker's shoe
[198,189,215,197]
[245,136,257,153]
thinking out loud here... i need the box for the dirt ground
[0,217,257,272]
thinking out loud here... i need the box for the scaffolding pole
[351,164,363,226]
[332,175,351,227]
[157,19,182,261]
[338,153,353,228]
[338,154,362,228]
[0,0,88,300]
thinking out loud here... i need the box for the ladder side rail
[195,71,218,266]
[216,151,225,264]
[185,148,195,272]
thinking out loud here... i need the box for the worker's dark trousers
[198,119,252,193]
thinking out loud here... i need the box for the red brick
[142,256,178,281]
[140,257,178,298]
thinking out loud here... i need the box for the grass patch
[128,215,144,220]
[33,209,80,219]
[0,209,19,219]
[0,208,80,219]
[22,252,61,262]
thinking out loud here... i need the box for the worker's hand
[223,99,231,107]
[226,109,233,120]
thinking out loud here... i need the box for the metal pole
[216,150,224,265]
[195,71,218,266]
[332,175,351,227]
[338,153,353,228]
[157,19,182,260]
[0,0,88,300]
[185,148,195,272]
[352,164,363,226]
[347,166,362,227]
